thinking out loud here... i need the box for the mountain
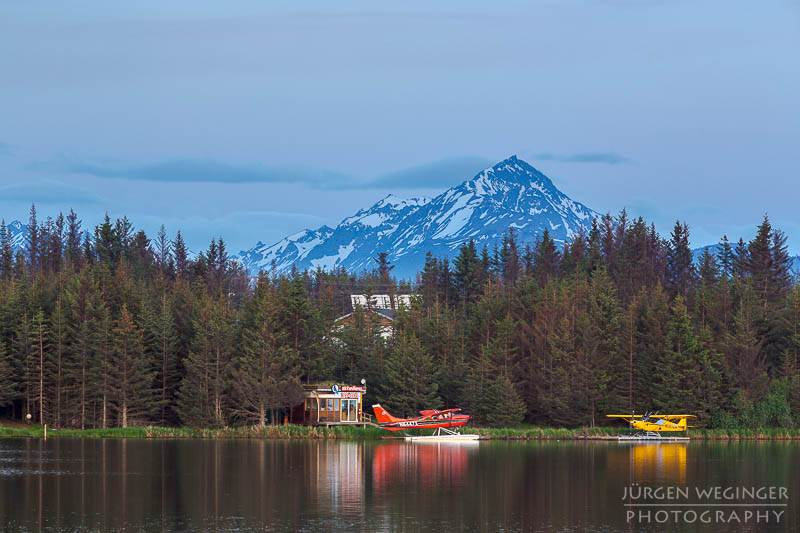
[238,156,601,278]
[692,243,800,274]
[2,220,27,252]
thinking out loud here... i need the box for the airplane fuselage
[372,404,471,432]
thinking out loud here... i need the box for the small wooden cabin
[289,384,370,427]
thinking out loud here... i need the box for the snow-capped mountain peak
[374,193,430,209]
[3,219,28,250]
[238,156,601,277]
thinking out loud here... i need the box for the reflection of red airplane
[372,404,471,431]
[372,442,470,492]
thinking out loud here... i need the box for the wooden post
[44,424,47,440]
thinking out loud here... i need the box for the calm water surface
[0,438,798,531]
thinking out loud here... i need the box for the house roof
[334,308,395,323]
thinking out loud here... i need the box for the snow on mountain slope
[4,220,28,251]
[238,156,601,277]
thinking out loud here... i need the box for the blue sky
[1,0,798,254]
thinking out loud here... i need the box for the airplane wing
[651,414,696,420]
[419,408,461,416]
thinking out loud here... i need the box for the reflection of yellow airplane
[607,413,696,435]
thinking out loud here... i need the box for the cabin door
[342,399,358,422]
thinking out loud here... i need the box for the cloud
[530,151,628,164]
[40,156,357,187]
[0,180,105,206]
[0,142,13,156]
[362,156,494,189]
[38,154,495,190]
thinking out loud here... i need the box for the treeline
[0,206,799,429]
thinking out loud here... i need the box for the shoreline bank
[2,423,800,441]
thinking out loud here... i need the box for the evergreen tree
[49,298,67,427]
[489,372,526,427]
[109,304,155,427]
[0,341,17,408]
[281,277,323,384]
[696,248,719,330]
[0,219,12,277]
[666,220,694,297]
[14,310,37,420]
[232,281,301,425]
[383,334,441,418]
[153,225,171,277]
[579,268,624,424]
[723,295,768,401]
[176,296,232,427]
[26,204,40,274]
[718,235,734,278]
[65,209,83,268]
[532,228,560,282]
[653,297,719,417]
[453,239,479,307]
[142,292,179,425]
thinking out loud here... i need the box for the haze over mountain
[237,156,600,278]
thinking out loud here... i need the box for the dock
[585,435,690,442]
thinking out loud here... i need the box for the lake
[0,438,797,531]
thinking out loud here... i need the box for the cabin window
[327,399,334,411]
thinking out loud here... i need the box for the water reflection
[0,438,796,531]
[372,441,476,493]
[311,442,364,514]
[609,442,688,484]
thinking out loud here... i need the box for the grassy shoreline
[2,423,800,440]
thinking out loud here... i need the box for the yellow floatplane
[606,412,696,441]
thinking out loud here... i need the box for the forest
[0,205,799,429]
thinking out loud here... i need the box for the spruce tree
[453,239,479,306]
[49,298,66,427]
[383,334,441,418]
[0,219,12,278]
[532,228,560,282]
[26,204,40,275]
[141,293,179,425]
[14,310,37,420]
[653,297,719,417]
[0,341,17,407]
[176,296,232,427]
[281,277,322,384]
[580,268,624,424]
[65,209,83,269]
[488,372,526,427]
[718,235,734,278]
[723,295,768,401]
[666,221,695,297]
[109,304,154,427]
[232,281,301,426]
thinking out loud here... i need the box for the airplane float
[372,404,479,441]
[606,412,696,439]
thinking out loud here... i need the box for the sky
[1,0,798,254]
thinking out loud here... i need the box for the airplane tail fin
[372,404,401,424]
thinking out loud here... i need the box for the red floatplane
[372,404,479,441]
